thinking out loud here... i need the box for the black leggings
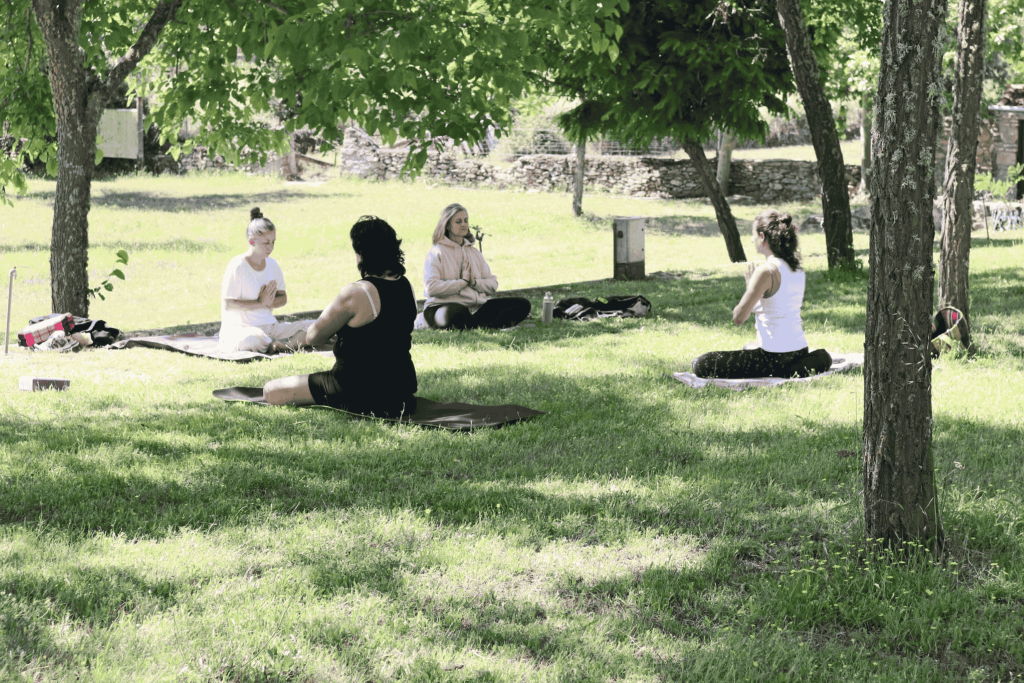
[424,297,532,330]
[691,347,832,379]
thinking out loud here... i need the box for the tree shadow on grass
[645,214,724,237]
[0,363,862,541]
[21,186,353,212]
[0,237,226,254]
[0,562,183,628]
[968,234,1024,249]
[1,375,1019,675]
[957,265,1024,357]
[501,270,870,337]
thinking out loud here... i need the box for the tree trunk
[939,0,986,353]
[776,0,855,269]
[287,133,299,179]
[716,129,736,196]
[858,92,872,196]
[864,0,947,553]
[33,0,95,317]
[683,137,746,263]
[31,0,182,317]
[572,141,585,217]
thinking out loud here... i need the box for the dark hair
[351,215,406,278]
[247,207,276,240]
[753,209,800,271]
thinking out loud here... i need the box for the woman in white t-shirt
[691,210,832,378]
[218,207,311,353]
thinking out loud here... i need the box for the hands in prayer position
[258,280,278,309]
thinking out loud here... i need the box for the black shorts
[307,371,416,418]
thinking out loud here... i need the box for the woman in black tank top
[262,217,418,417]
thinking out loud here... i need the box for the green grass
[730,140,864,164]
[2,173,841,332]
[1,173,1023,681]
[666,141,864,164]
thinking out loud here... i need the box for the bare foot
[267,341,291,355]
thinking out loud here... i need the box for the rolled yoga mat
[672,352,864,392]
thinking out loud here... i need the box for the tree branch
[24,6,32,73]
[103,0,184,94]
[255,0,289,16]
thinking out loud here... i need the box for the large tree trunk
[776,0,855,269]
[572,141,585,217]
[716,129,736,196]
[682,138,746,263]
[864,0,947,553]
[33,0,95,317]
[858,92,872,196]
[32,0,183,317]
[939,0,986,353]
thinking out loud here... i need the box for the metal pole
[5,267,15,354]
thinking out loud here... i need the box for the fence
[351,128,686,159]
[491,129,683,158]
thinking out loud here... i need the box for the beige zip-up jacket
[422,234,499,312]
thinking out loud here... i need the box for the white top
[422,234,498,312]
[219,254,286,329]
[753,255,808,353]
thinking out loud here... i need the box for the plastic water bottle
[542,292,554,324]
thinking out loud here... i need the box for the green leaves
[88,250,130,301]
[536,0,793,149]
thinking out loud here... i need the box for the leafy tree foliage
[0,0,625,316]
[950,0,1024,107]
[540,0,795,262]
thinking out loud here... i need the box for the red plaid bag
[18,313,75,348]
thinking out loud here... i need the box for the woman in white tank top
[691,210,832,379]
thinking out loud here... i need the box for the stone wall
[989,109,1022,182]
[340,127,860,203]
[935,116,998,178]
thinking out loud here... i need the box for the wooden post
[136,93,145,171]
[135,73,145,171]
[5,267,15,354]
[613,217,645,280]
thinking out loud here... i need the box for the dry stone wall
[340,127,861,203]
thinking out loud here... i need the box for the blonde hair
[432,203,469,244]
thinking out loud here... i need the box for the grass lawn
[730,140,864,164]
[663,141,864,164]
[1,173,1023,681]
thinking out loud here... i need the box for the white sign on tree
[97,109,142,160]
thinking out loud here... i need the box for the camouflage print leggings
[691,347,832,379]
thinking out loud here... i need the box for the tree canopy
[547,0,794,150]
[531,0,794,261]
[0,0,626,314]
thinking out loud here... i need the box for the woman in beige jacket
[422,203,531,329]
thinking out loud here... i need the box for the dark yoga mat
[213,387,545,431]
[111,333,333,363]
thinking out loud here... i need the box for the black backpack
[553,295,652,321]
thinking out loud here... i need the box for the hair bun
[780,213,792,227]
[250,207,263,220]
